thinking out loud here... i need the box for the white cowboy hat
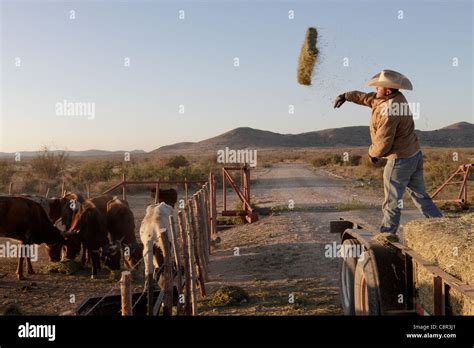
[367,69,413,90]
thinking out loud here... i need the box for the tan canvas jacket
[345,91,421,159]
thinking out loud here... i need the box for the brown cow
[58,192,85,259]
[67,195,120,278]
[106,197,143,268]
[0,197,64,280]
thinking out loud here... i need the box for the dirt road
[201,163,424,315]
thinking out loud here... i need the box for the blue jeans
[381,151,442,233]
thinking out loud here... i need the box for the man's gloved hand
[369,155,379,164]
[334,93,346,108]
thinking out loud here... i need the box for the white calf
[139,202,175,278]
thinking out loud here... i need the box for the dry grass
[297,27,319,86]
[46,260,83,275]
[405,214,474,315]
[207,285,250,307]
[372,232,399,246]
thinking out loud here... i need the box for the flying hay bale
[297,27,319,86]
[405,214,474,315]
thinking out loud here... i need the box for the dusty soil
[201,163,423,315]
[0,163,425,315]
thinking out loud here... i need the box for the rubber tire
[339,239,359,315]
[354,250,381,315]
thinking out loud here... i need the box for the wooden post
[193,194,207,280]
[169,215,183,315]
[120,271,132,316]
[212,173,217,235]
[184,177,189,203]
[178,210,192,315]
[189,199,206,297]
[198,192,208,276]
[185,206,199,315]
[122,173,127,201]
[45,187,50,198]
[222,168,226,211]
[245,165,250,206]
[195,192,209,276]
[154,183,160,204]
[147,239,154,316]
[86,184,90,199]
[8,182,13,195]
[208,173,214,239]
[160,229,173,316]
[202,186,211,257]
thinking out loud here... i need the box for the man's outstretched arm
[334,91,376,108]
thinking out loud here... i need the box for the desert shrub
[0,160,15,185]
[330,154,344,166]
[345,154,362,166]
[17,172,40,193]
[311,156,331,167]
[166,155,190,169]
[30,147,68,180]
[312,154,345,167]
[76,161,114,184]
[424,157,460,190]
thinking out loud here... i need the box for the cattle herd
[0,189,178,281]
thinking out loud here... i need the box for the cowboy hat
[367,69,413,90]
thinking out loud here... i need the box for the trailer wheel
[339,239,359,315]
[354,250,380,315]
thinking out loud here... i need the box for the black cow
[67,198,120,279]
[149,188,178,207]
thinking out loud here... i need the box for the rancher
[333,69,442,233]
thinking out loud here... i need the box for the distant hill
[152,122,474,153]
[1,122,471,158]
[0,149,146,158]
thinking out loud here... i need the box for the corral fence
[83,172,217,316]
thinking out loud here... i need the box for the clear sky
[1,0,472,152]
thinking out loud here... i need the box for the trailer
[329,218,474,316]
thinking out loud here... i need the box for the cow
[0,197,65,280]
[18,194,62,222]
[149,188,178,207]
[67,196,120,278]
[59,192,85,229]
[62,193,110,263]
[106,197,143,268]
[58,192,85,260]
[139,202,175,285]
